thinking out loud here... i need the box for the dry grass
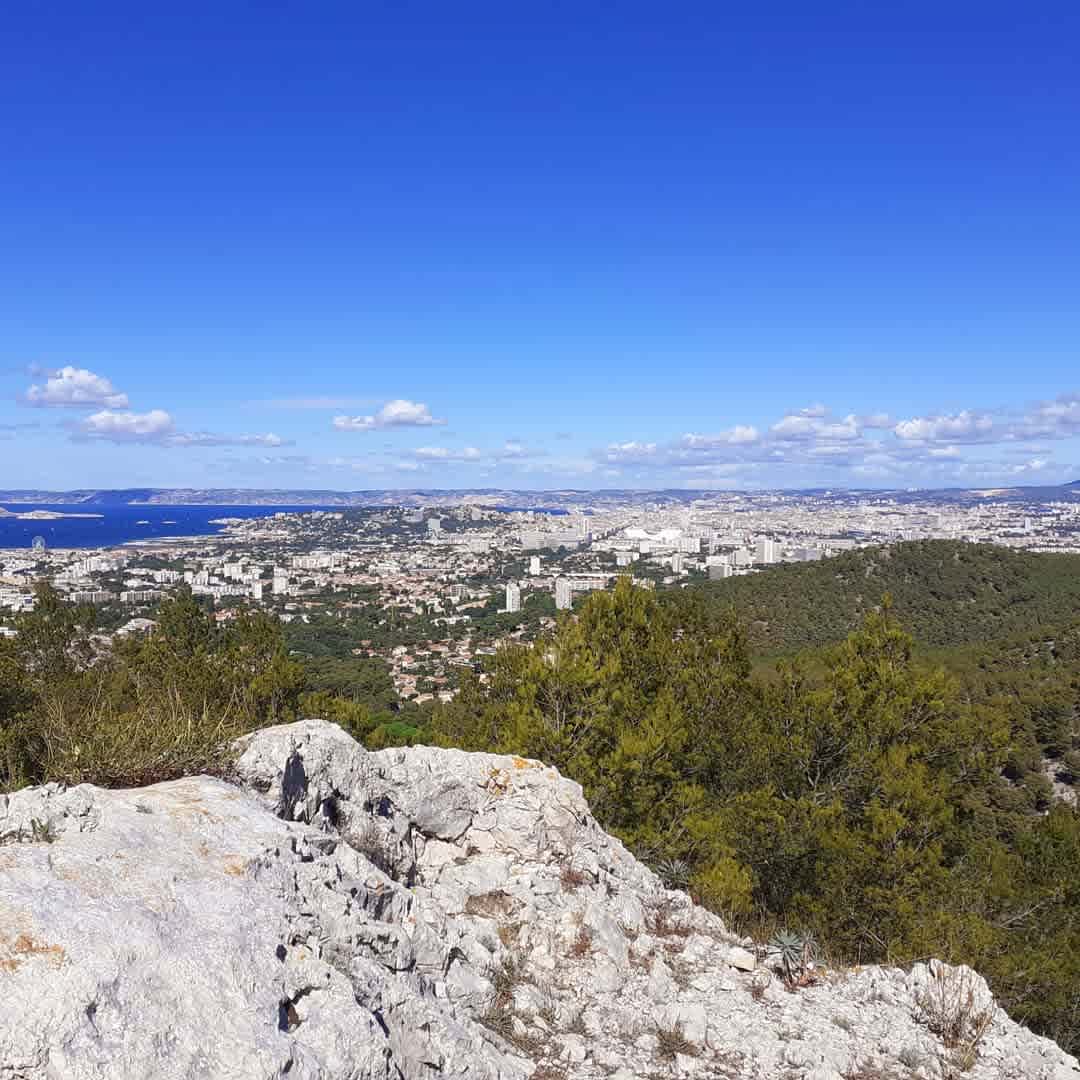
[464,890,515,918]
[560,862,589,891]
[655,1021,698,1061]
[22,689,247,789]
[916,965,993,1070]
[645,898,691,939]
[487,952,526,1006]
[842,1064,907,1080]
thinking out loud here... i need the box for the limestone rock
[0,718,1076,1080]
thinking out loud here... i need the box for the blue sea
[0,504,327,550]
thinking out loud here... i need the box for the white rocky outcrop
[0,718,1075,1079]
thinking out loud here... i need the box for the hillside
[2,719,1076,1079]
[684,540,1080,653]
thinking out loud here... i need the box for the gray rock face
[1,718,1077,1079]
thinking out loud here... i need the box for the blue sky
[2,2,1079,491]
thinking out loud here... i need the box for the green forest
[2,541,1080,1054]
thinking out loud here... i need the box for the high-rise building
[505,582,521,613]
[671,553,684,573]
[754,538,778,565]
[554,578,572,610]
[529,555,541,575]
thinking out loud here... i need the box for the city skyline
[3,4,1079,491]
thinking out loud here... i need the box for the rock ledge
[0,719,1076,1079]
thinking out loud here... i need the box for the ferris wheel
[31,535,47,553]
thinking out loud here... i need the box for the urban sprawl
[3,490,1080,705]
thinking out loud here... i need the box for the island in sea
[0,507,104,521]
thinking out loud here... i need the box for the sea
[0,504,327,550]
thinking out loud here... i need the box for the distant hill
[685,540,1080,653]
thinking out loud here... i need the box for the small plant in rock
[565,1007,587,1036]
[487,951,526,1006]
[568,925,592,958]
[842,1064,906,1080]
[30,818,56,843]
[655,1021,698,1061]
[654,856,691,891]
[898,1044,927,1071]
[478,1000,516,1041]
[559,861,589,891]
[645,898,691,939]
[530,1067,567,1080]
[916,964,993,1068]
[767,929,816,986]
[536,995,558,1027]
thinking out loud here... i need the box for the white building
[505,582,521,613]
[555,578,572,610]
[120,589,161,604]
[754,538,778,565]
[70,590,114,604]
[529,555,541,575]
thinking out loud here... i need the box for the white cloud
[26,366,129,409]
[165,431,290,448]
[893,411,995,443]
[73,409,290,448]
[681,426,760,448]
[76,409,175,442]
[333,399,445,431]
[1019,393,1080,439]
[590,395,1080,486]
[413,446,483,462]
[772,412,860,441]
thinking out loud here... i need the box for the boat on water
[136,520,150,525]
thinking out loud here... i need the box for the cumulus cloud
[590,394,1080,486]
[75,409,175,442]
[681,426,760,448]
[25,366,129,409]
[73,409,290,448]
[893,411,995,443]
[772,412,860,441]
[333,399,445,431]
[1020,393,1080,439]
